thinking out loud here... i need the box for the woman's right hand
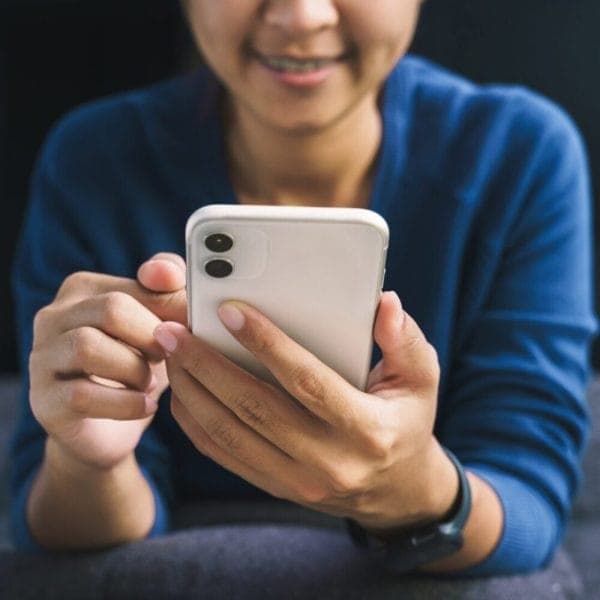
[28,254,187,471]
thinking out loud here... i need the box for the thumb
[137,253,186,293]
[372,291,440,391]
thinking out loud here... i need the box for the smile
[258,55,337,73]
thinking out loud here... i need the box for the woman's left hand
[153,292,459,537]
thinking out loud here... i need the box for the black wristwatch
[345,447,471,573]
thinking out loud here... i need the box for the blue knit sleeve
[440,97,597,575]
[9,117,172,552]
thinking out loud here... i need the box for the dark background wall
[1,0,599,374]
[0,0,190,373]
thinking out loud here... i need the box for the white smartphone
[185,204,389,392]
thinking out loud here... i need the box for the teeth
[261,56,332,73]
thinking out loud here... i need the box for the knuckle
[57,272,78,296]
[59,271,91,297]
[296,483,330,505]
[235,390,273,430]
[359,416,398,462]
[68,327,98,366]
[32,306,54,342]
[361,430,394,462]
[186,352,211,381]
[101,291,133,329]
[205,417,242,452]
[32,306,48,332]
[289,365,326,405]
[252,331,278,356]
[325,463,369,498]
[328,471,356,497]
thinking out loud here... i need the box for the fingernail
[144,395,159,414]
[218,303,245,331]
[154,325,179,353]
[141,259,161,271]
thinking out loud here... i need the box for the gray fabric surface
[563,377,600,598]
[0,517,584,600]
[0,376,20,526]
[0,375,598,599]
[564,519,600,598]
[571,377,600,518]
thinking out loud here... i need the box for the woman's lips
[251,49,348,88]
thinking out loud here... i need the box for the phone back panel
[186,205,388,391]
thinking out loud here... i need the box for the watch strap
[345,446,472,572]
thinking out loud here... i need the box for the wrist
[29,438,154,550]
[346,446,473,573]
[355,438,459,540]
[45,436,137,480]
[421,438,461,524]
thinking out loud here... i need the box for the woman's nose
[261,0,339,35]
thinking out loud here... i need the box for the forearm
[26,437,156,551]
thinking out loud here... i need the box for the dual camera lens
[204,233,233,278]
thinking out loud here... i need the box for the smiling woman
[183,0,420,131]
[6,1,596,598]
[178,1,425,211]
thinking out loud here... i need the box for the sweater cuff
[10,464,169,553]
[139,465,170,538]
[10,467,44,553]
[458,465,558,576]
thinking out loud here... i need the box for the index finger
[56,271,188,325]
[216,301,369,429]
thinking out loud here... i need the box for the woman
[9,0,596,596]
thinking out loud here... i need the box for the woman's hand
[29,254,186,471]
[153,291,459,535]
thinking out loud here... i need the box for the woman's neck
[223,93,383,209]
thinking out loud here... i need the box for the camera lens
[205,233,233,253]
[205,259,233,278]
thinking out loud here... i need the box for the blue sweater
[10,55,597,575]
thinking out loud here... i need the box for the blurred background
[1,0,599,374]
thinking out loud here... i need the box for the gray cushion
[572,377,600,517]
[0,376,21,551]
[0,374,598,597]
[0,520,584,600]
